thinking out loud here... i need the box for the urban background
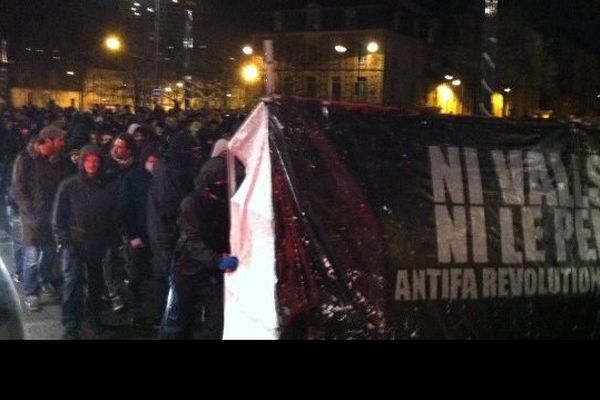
[1,0,600,119]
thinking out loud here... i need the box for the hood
[78,144,104,177]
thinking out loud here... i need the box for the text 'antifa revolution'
[395,145,600,301]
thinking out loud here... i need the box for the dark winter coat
[146,155,195,249]
[120,147,157,241]
[10,142,67,246]
[52,145,118,252]
[172,156,230,276]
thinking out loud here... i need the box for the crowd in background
[0,100,244,339]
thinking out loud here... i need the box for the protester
[52,144,118,339]
[10,125,67,311]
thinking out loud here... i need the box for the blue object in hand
[219,256,239,272]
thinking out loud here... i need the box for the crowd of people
[0,100,244,340]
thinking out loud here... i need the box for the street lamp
[366,41,379,53]
[242,45,254,55]
[334,45,348,53]
[241,63,260,83]
[104,35,122,52]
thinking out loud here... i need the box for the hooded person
[158,139,239,339]
[120,143,160,323]
[52,144,119,339]
[146,131,200,326]
[10,124,67,311]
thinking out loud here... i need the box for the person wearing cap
[147,131,200,327]
[10,125,67,311]
[52,144,119,339]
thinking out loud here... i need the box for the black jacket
[121,166,152,241]
[10,143,67,246]
[146,155,195,248]
[52,145,118,252]
[172,156,230,276]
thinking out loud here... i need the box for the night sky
[1,0,600,57]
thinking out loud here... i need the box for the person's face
[144,154,158,174]
[37,139,54,157]
[100,134,113,146]
[111,138,132,160]
[83,153,101,177]
[51,136,65,153]
[133,130,146,144]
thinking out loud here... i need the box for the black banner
[268,97,600,339]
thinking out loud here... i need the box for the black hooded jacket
[120,144,158,241]
[52,144,118,251]
[171,155,231,276]
[146,148,195,248]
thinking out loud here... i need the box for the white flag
[223,102,279,340]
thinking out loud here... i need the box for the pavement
[0,227,158,340]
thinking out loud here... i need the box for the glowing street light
[366,41,379,53]
[451,79,461,86]
[334,45,348,53]
[164,87,173,93]
[176,82,184,88]
[241,63,260,83]
[504,87,512,93]
[66,71,75,76]
[444,74,454,81]
[104,35,122,52]
[242,45,253,55]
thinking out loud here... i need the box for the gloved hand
[219,255,239,272]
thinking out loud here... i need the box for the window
[274,12,283,32]
[345,8,357,29]
[331,77,341,100]
[306,4,322,30]
[283,76,294,95]
[355,77,367,102]
[306,76,317,97]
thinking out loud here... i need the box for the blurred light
[176,82,184,88]
[66,71,75,76]
[438,84,453,104]
[52,56,61,60]
[444,74,454,80]
[172,0,179,3]
[35,49,44,53]
[164,87,173,93]
[485,0,498,16]
[241,63,260,83]
[184,75,192,81]
[242,45,253,55]
[134,12,141,16]
[366,41,379,53]
[451,79,461,86]
[228,57,236,61]
[334,45,347,53]
[491,92,504,117]
[199,44,208,49]
[105,36,122,51]
[131,7,137,11]
[25,48,31,51]
[146,7,154,12]
[167,46,175,49]
[226,93,232,97]
[504,87,512,93]
[133,2,140,6]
